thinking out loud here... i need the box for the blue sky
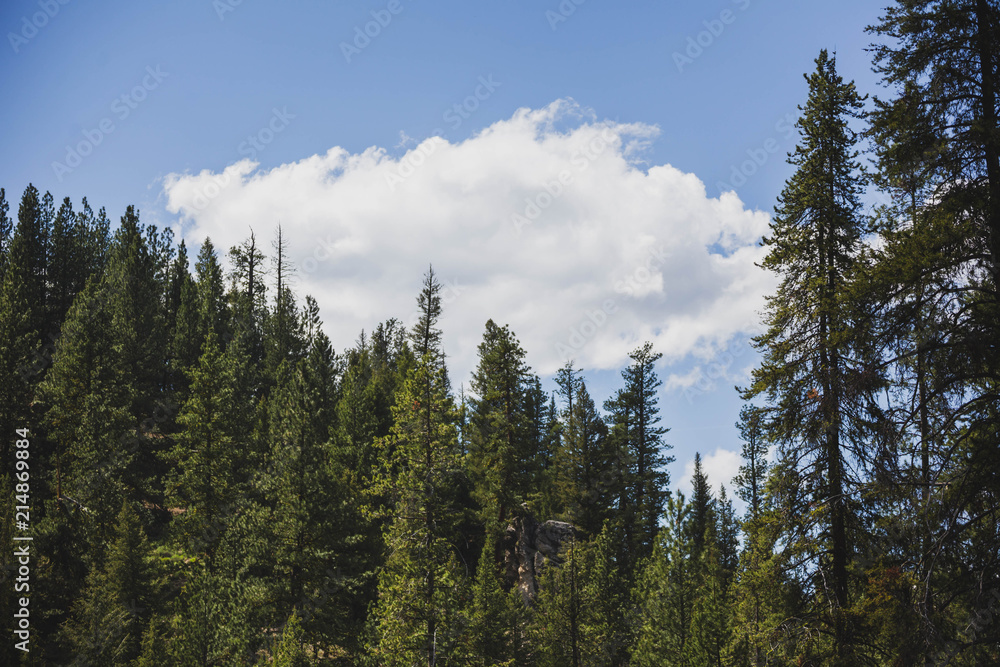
[1,0,888,506]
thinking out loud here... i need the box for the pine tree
[267,224,303,375]
[742,49,869,663]
[865,4,1000,657]
[604,341,672,565]
[726,406,777,667]
[46,196,78,329]
[106,205,167,413]
[9,184,49,343]
[633,493,694,667]
[716,485,739,584]
[556,381,617,537]
[136,615,170,667]
[869,0,1000,293]
[228,231,268,392]
[169,330,240,558]
[78,197,111,279]
[688,452,715,560]
[265,299,361,653]
[523,375,557,515]
[688,519,731,667]
[169,241,201,385]
[555,360,583,419]
[194,237,229,348]
[168,562,255,665]
[533,531,593,667]
[466,523,515,666]
[38,278,136,539]
[732,405,768,522]
[66,500,153,665]
[0,185,50,475]
[275,610,310,667]
[0,187,10,279]
[228,231,267,340]
[583,521,632,666]
[371,270,466,666]
[468,320,535,532]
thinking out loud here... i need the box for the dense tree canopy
[1,2,999,664]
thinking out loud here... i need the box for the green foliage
[466,525,516,666]
[4,16,1000,656]
[65,500,153,665]
[743,49,871,664]
[275,610,311,667]
[468,319,537,528]
[370,270,468,666]
[604,341,672,568]
[555,381,618,537]
[633,494,694,667]
[168,330,241,555]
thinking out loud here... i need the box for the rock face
[503,513,578,605]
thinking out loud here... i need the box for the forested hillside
[2,1,999,665]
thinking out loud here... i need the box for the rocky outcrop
[503,513,578,605]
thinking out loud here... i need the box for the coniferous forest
[3,2,1000,665]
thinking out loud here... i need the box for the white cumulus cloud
[161,99,775,385]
